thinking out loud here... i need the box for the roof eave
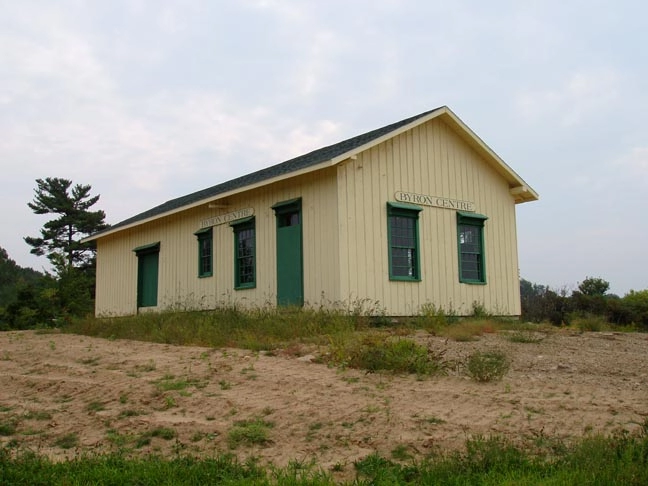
[82,158,337,242]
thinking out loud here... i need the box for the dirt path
[1,330,647,477]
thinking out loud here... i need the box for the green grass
[135,427,177,448]
[154,374,204,393]
[506,330,545,343]
[327,332,446,375]
[2,429,647,485]
[0,419,17,436]
[53,432,79,449]
[228,418,274,449]
[86,401,105,413]
[66,306,366,351]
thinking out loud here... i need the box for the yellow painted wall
[95,168,340,316]
[336,118,521,315]
[95,117,523,317]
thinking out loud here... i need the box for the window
[457,212,488,284]
[230,217,255,289]
[194,228,213,277]
[387,202,422,281]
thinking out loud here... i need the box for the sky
[1,0,646,296]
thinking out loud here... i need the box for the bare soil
[1,329,647,476]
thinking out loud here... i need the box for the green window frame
[387,202,422,281]
[194,227,213,278]
[457,212,488,284]
[230,216,256,289]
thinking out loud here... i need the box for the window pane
[459,223,483,282]
[389,214,418,279]
[198,233,212,276]
[234,224,255,287]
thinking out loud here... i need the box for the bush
[466,351,510,382]
[328,333,446,375]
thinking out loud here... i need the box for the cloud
[514,67,623,126]
[616,147,648,179]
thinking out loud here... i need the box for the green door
[136,245,159,308]
[273,199,303,306]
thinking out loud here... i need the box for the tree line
[521,277,648,329]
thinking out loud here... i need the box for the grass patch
[436,320,501,341]
[571,313,611,332]
[117,409,145,419]
[466,350,510,382]
[153,374,203,393]
[327,332,446,375]
[23,410,52,421]
[66,305,560,359]
[134,360,157,372]
[228,418,274,449]
[53,432,79,449]
[0,419,17,436]
[506,330,545,343]
[86,402,105,413]
[2,427,648,484]
[66,305,371,351]
[421,416,446,425]
[390,444,414,461]
[135,427,177,448]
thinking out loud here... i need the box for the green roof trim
[132,242,160,254]
[457,211,488,222]
[387,201,423,213]
[271,197,302,213]
[90,108,445,239]
[229,216,255,227]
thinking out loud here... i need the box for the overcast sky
[2,0,646,296]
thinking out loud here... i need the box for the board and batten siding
[336,117,521,316]
[95,168,340,316]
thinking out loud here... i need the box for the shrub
[328,333,446,375]
[466,351,510,382]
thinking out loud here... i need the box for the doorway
[272,199,303,306]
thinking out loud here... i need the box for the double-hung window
[457,212,488,284]
[230,217,256,289]
[194,228,213,278]
[387,202,422,281]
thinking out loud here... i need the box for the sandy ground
[1,329,647,477]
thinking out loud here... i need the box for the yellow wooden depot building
[85,106,538,317]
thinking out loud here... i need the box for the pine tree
[24,178,108,274]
